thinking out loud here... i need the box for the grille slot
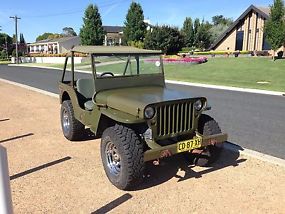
[156,101,193,138]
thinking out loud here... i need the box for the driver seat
[76,78,95,110]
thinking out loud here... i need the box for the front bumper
[143,132,228,162]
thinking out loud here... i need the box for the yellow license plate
[177,137,202,153]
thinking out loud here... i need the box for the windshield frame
[91,54,164,80]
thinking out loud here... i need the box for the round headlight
[144,106,155,119]
[194,100,203,111]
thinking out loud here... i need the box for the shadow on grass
[0,133,34,144]
[10,156,71,180]
[133,143,246,190]
[92,193,132,214]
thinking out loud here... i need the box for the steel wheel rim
[62,109,70,133]
[105,141,121,176]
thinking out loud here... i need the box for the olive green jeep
[59,46,228,190]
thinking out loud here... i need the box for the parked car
[59,46,227,190]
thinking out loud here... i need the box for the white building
[28,36,80,54]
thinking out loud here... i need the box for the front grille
[155,101,194,138]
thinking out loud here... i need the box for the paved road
[1,64,285,159]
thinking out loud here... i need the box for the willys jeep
[59,46,228,190]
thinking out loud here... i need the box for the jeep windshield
[94,55,163,78]
[71,46,163,78]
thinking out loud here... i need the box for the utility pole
[9,16,21,64]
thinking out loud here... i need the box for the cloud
[102,3,119,18]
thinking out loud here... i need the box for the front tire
[101,124,145,190]
[60,100,85,141]
[185,114,224,167]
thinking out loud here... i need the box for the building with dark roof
[103,25,123,46]
[28,25,124,54]
[211,5,272,52]
[28,36,80,54]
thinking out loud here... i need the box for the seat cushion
[84,100,94,111]
[76,78,95,99]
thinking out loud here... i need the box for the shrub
[191,50,252,55]
[144,25,184,54]
[127,40,144,49]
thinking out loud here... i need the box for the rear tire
[60,100,85,141]
[185,114,223,167]
[101,124,145,190]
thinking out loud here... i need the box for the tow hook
[152,150,172,165]
[209,138,218,145]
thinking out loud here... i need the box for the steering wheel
[100,72,114,77]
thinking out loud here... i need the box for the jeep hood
[95,86,196,117]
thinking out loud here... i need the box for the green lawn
[20,57,285,92]
[97,57,285,92]
[0,60,11,64]
[164,57,285,92]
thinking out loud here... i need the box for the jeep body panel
[95,86,206,119]
[59,82,145,134]
[58,46,228,162]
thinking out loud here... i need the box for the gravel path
[0,81,284,214]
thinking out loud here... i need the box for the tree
[144,25,184,54]
[265,0,285,60]
[123,2,146,44]
[212,15,233,26]
[209,24,229,44]
[0,33,12,47]
[19,33,26,44]
[36,32,54,41]
[192,19,212,50]
[210,15,233,44]
[62,27,77,37]
[47,33,63,39]
[0,33,13,57]
[181,17,194,48]
[80,4,105,45]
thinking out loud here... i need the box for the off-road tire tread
[101,124,144,190]
[198,114,223,165]
[61,100,84,141]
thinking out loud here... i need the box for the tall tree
[62,27,77,37]
[80,4,105,45]
[265,0,285,60]
[144,25,184,54]
[212,15,233,26]
[195,21,212,50]
[181,17,194,48]
[123,2,146,43]
[193,18,200,47]
[19,33,26,44]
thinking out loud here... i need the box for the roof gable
[210,5,270,50]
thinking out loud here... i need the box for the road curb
[7,64,91,74]
[1,78,284,167]
[0,78,58,98]
[166,80,285,97]
[224,142,285,168]
[8,64,285,96]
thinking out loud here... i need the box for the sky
[0,0,274,43]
